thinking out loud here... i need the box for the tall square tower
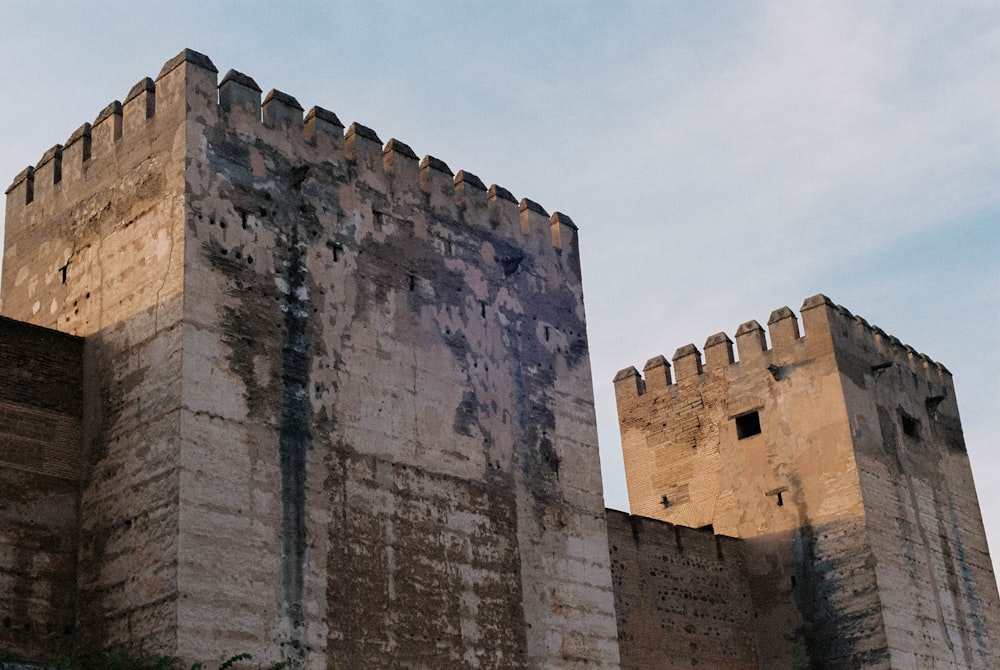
[1,49,620,668]
[614,295,1000,668]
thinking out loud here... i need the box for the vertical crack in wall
[279,225,310,655]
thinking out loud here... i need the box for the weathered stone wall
[11,45,995,670]
[606,511,758,669]
[2,50,621,669]
[177,60,618,668]
[614,297,889,667]
[818,297,1000,668]
[614,295,1000,669]
[2,53,208,657]
[0,316,83,660]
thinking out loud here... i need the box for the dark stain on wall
[200,111,602,664]
[0,318,83,661]
[276,224,311,638]
[502,292,578,526]
[205,138,336,659]
[0,469,79,661]
[948,493,988,664]
[452,390,483,437]
[757,517,888,670]
[210,215,315,654]
[510,349,561,524]
[324,446,528,670]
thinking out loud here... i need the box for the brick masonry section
[0,316,82,659]
[607,511,759,669]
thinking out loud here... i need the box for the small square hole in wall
[901,411,921,439]
[736,411,761,440]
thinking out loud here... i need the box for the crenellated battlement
[614,294,951,402]
[5,49,573,264]
[5,50,211,207]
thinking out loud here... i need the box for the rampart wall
[0,316,83,661]
[1,49,619,669]
[606,511,758,669]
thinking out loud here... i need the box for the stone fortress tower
[2,48,999,670]
[614,297,1000,668]
[1,49,619,667]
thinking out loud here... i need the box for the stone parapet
[614,294,951,406]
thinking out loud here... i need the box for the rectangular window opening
[735,411,761,440]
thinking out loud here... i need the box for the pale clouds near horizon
[581,4,999,360]
[590,3,999,252]
[0,2,998,567]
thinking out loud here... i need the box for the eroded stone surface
[615,297,1000,668]
[1,49,619,669]
[607,511,759,669]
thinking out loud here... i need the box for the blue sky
[2,2,998,574]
